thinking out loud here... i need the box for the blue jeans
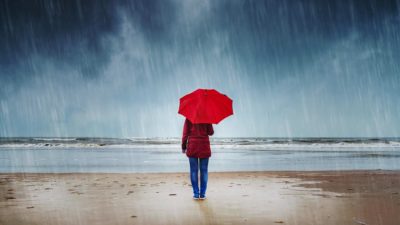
[188,157,209,197]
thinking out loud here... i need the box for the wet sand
[1,171,399,225]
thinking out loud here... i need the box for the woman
[181,118,214,200]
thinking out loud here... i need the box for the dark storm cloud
[190,0,400,75]
[0,0,399,137]
[1,0,398,78]
[0,0,122,80]
[123,0,400,80]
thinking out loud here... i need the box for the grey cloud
[0,0,399,137]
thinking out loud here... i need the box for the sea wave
[1,137,400,150]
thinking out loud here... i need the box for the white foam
[1,137,400,151]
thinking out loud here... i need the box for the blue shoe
[193,194,200,200]
[199,195,206,200]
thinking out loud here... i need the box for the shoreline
[2,168,400,173]
[2,147,400,172]
[1,169,400,175]
[1,170,400,225]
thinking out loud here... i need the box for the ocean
[1,137,399,173]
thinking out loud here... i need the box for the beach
[1,138,400,224]
[1,171,399,225]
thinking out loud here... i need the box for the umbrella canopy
[178,88,233,124]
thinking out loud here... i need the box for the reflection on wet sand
[0,171,399,225]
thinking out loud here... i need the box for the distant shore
[1,171,399,225]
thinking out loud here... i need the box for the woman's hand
[181,143,187,154]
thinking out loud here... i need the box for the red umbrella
[178,88,233,124]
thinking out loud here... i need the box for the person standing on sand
[181,118,214,200]
[178,88,232,199]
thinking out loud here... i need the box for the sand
[1,171,399,225]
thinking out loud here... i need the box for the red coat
[181,118,214,158]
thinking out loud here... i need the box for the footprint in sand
[26,206,34,209]
[5,196,16,200]
[169,193,177,196]
[131,215,137,218]
[274,221,284,223]
[127,191,134,195]
[45,188,52,190]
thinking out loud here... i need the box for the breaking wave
[1,137,400,150]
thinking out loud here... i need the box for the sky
[0,0,399,138]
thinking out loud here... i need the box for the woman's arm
[207,124,214,136]
[182,118,191,151]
